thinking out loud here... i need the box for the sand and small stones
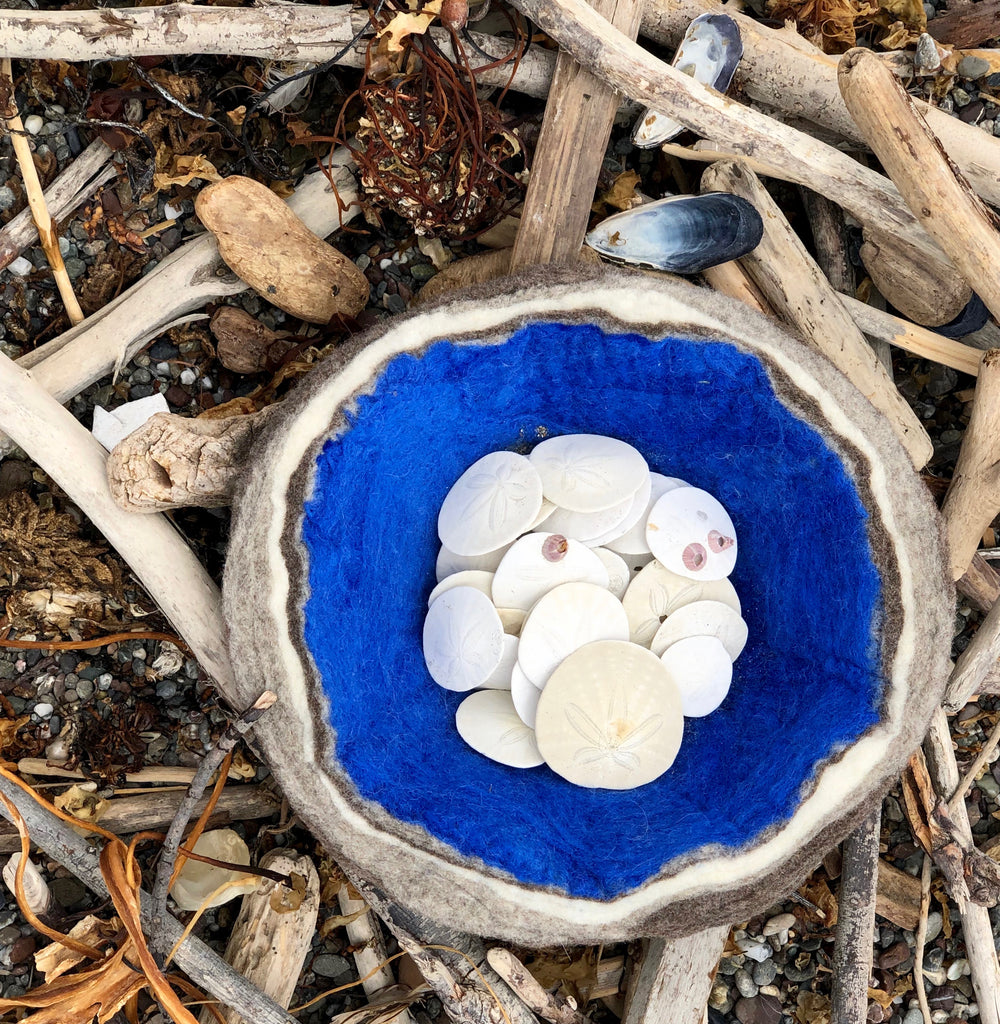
[423,435,746,789]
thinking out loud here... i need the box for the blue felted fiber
[300,321,882,900]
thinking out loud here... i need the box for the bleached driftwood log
[700,160,933,468]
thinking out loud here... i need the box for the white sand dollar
[518,582,631,687]
[529,434,649,512]
[427,570,494,606]
[592,548,630,599]
[511,662,542,727]
[422,587,504,691]
[455,690,544,768]
[435,542,513,582]
[622,559,741,647]
[541,492,636,546]
[480,634,520,690]
[491,533,608,611]
[645,487,738,580]
[529,499,557,531]
[660,635,733,717]
[589,472,654,549]
[650,600,748,660]
[535,640,684,790]
[438,451,544,556]
[605,474,688,556]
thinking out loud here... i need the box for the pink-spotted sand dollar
[660,635,733,717]
[517,582,630,687]
[438,451,543,556]
[534,640,684,789]
[529,434,648,513]
[491,533,608,611]
[422,587,504,692]
[455,690,544,768]
[650,600,748,661]
[645,486,737,580]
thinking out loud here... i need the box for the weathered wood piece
[959,554,1000,612]
[198,850,320,1024]
[876,858,922,931]
[700,160,933,469]
[619,927,729,1024]
[0,772,301,1024]
[0,350,237,694]
[0,138,116,272]
[838,49,1000,324]
[509,0,643,268]
[928,0,1000,48]
[486,947,589,1024]
[923,708,1000,1024]
[830,809,880,1024]
[941,350,1000,579]
[946,593,1000,711]
[700,261,773,317]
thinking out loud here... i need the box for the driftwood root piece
[700,159,933,469]
[198,850,320,1024]
[107,410,273,512]
[211,307,298,375]
[195,175,369,324]
[942,350,1000,580]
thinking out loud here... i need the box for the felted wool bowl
[224,265,952,945]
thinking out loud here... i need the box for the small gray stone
[0,186,16,213]
[0,925,20,945]
[709,980,733,1012]
[75,679,94,700]
[752,959,777,987]
[384,293,407,314]
[762,912,796,936]
[903,1009,925,1024]
[783,960,817,983]
[735,968,758,998]
[952,87,972,108]
[63,257,86,280]
[49,876,87,909]
[33,702,53,718]
[979,774,1000,800]
[311,954,352,979]
[925,911,943,943]
[411,262,437,282]
[156,679,178,699]
[958,55,991,80]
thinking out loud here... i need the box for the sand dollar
[529,434,648,513]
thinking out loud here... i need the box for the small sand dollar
[529,434,649,513]
[511,662,542,728]
[480,634,520,690]
[645,487,737,580]
[589,472,653,548]
[622,560,741,647]
[650,600,748,661]
[592,548,630,599]
[455,690,544,768]
[438,451,544,556]
[491,533,608,611]
[660,635,733,717]
[535,640,684,790]
[541,491,636,546]
[435,542,513,582]
[605,474,688,556]
[422,587,504,691]
[427,570,494,606]
[518,582,630,687]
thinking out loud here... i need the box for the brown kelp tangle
[330,0,527,238]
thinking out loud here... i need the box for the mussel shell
[632,14,743,149]
[585,193,763,274]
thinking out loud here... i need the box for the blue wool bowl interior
[301,322,883,900]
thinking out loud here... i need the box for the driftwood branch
[945,594,1000,711]
[941,351,1000,580]
[0,771,301,1024]
[700,159,933,468]
[486,947,589,1024]
[959,555,1000,613]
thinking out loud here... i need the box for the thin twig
[950,713,1000,816]
[914,854,933,1024]
[149,690,276,960]
[0,58,85,325]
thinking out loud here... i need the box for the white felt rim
[264,281,913,928]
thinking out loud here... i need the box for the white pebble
[739,943,771,963]
[155,361,171,377]
[33,703,54,718]
[947,958,970,981]
[23,114,44,135]
[180,368,197,385]
[762,912,796,936]
[379,258,393,270]
[7,256,33,276]
[163,202,184,220]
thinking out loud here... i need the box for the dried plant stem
[149,691,276,960]
[0,58,84,324]
[950,713,1000,815]
[914,854,933,1024]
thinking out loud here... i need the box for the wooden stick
[486,948,589,1024]
[945,595,1000,711]
[0,785,278,854]
[875,858,921,932]
[509,0,643,268]
[0,58,84,324]
[830,809,880,1024]
[959,554,1000,613]
[941,350,1000,580]
[923,707,1000,1024]
[700,160,933,469]
[914,854,933,1024]
[0,771,301,1024]
[17,758,243,785]
[619,927,729,1024]
[700,261,773,317]
[199,850,320,1024]
[0,350,238,696]
[928,0,1000,47]
[838,49,1000,325]
[0,138,116,273]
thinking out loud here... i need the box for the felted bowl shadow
[223,265,952,946]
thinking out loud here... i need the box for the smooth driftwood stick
[923,707,1000,1024]
[838,49,1000,325]
[0,138,116,272]
[700,160,933,469]
[830,809,881,1024]
[959,554,1000,613]
[0,350,237,696]
[619,927,729,1024]
[509,0,643,268]
[486,948,588,1024]
[945,594,1000,711]
[942,351,1000,580]
[0,772,301,1024]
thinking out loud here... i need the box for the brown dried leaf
[54,784,110,828]
[0,716,29,760]
[795,991,831,1023]
[318,904,369,937]
[594,170,642,213]
[901,750,936,854]
[767,0,877,52]
[270,871,308,914]
[796,875,839,925]
[34,916,121,982]
[377,1,444,54]
[153,153,223,190]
